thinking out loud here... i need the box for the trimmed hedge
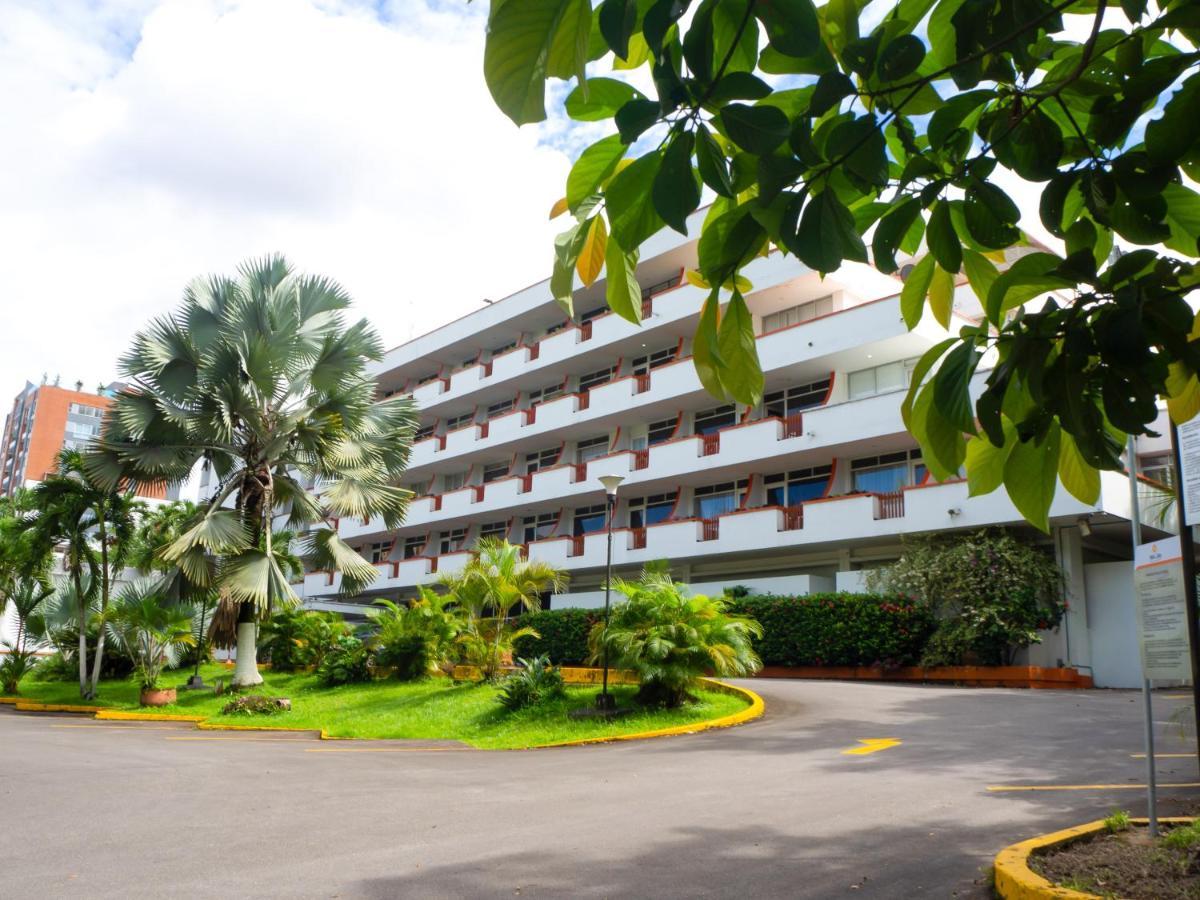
[516,593,935,669]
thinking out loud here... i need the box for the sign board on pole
[1135,536,1194,682]
[1175,418,1200,527]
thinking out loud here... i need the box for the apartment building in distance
[0,380,169,499]
[300,210,1172,689]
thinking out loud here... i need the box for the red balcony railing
[528,343,540,361]
[478,422,489,439]
[782,505,804,531]
[482,361,493,377]
[571,463,587,483]
[641,297,652,319]
[634,373,650,394]
[569,535,586,557]
[520,473,533,493]
[783,412,804,439]
[428,557,439,574]
[631,527,647,550]
[431,495,443,512]
[701,433,720,456]
[577,392,591,411]
[579,320,593,342]
[874,491,905,520]
[471,485,485,503]
[633,449,649,470]
[523,406,537,426]
[700,518,720,541]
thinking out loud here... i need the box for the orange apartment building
[0,380,166,498]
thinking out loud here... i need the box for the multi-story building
[0,380,168,499]
[300,212,1169,689]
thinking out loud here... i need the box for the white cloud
[0,0,571,396]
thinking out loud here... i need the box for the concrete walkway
[2,679,1196,898]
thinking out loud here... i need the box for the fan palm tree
[0,576,54,693]
[442,539,566,679]
[102,579,195,694]
[85,255,418,686]
[29,451,140,697]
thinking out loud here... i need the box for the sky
[0,0,577,398]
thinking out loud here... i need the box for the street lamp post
[596,473,624,712]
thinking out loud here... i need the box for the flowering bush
[867,530,1066,666]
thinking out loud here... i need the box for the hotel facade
[299,214,1171,689]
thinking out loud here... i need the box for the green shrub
[726,593,935,667]
[316,635,372,686]
[31,651,78,682]
[260,608,348,672]
[498,655,565,711]
[591,570,763,707]
[0,649,39,694]
[514,608,601,664]
[367,591,462,680]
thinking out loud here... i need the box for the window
[482,461,510,483]
[764,379,831,416]
[68,403,104,418]
[694,404,736,435]
[365,541,391,564]
[573,503,607,536]
[761,296,833,332]
[632,346,678,375]
[523,512,558,542]
[578,366,615,392]
[580,306,608,323]
[576,435,609,465]
[628,492,676,528]
[528,383,564,407]
[694,480,748,519]
[438,528,467,554]
[848,358,919,400]
[486,398,515,419]
[445,411,474,431]
[415,424,435,441]
[764,465,832,506]
[414,372,438,386]
[525,447,560,474]
[851,449,925,493]
[490,341,517,356]
[641,272,682,299]
[441,471,467,493]
[1140,453,1173,486]
[544,320,568,337]
[649,417,678,446]
[403,536,427,559]
[480,521,508,540]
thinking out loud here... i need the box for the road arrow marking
[842,738,902,756]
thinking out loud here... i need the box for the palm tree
[103,579,195,695]
[85,255,418,686]
[442,538,566,679]
[589,569,763,707]
[29,451,140,697]
[0,577,54,693]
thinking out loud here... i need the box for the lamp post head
[598,474,625,496]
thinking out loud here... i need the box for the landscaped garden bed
[6,663,751,749]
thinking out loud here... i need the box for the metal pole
[1168,419,1200,777]
[1128,434,1158,837]
[598,492,615,712]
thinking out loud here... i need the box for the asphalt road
[2,679,1198,899]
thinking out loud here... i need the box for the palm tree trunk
[73,567,88,698]
[232,600,263,686]
[88,514,110,695]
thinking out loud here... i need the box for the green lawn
[9,663,750,749]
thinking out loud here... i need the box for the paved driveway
[2,680,1197,899]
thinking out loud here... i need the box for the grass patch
[11,663,751,749]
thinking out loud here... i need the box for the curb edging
[994,816,1195,899]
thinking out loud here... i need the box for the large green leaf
[926,201,962,273]
[1003,426,1062,533]
[755,0,819,58]
[716,289,763,406]
[719,104,790,155]
[485,0,591,125]
[652,131,700,234]
[692,288,726,399]
[606,152,665,249]
[1058,430,1101,505]
[565,77,642,121]
[550,221,587,313]
[900,253,935,329]
[566,134,627,213]
[965,420,1016,497]
[604,234,643,324]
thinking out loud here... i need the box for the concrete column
[1031,525,1090,669]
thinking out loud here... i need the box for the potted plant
[105,580,195,707]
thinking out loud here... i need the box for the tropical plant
[482,0,1200,532]
[367,589,463,680]
[103,580,196,693]
[866,530,1066,665]
[85,255,419,686]
[259,607,348,672]
[316,634,372,687]
[590,569,763,707]
[442,539,565,680]
[498,654,565,711]
[29,451,141,697]
[0,577,53,694]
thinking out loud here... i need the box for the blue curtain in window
[695,492,737,519]
[852,464,907,493]
[645,502,674,525]
[574,511,607,535]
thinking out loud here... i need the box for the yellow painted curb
[0,696,20,705]
[95,709,206,723]
[15,701,105,714]
[196,721,329,737]
[994,817,1195,899]
[528,678,765,749]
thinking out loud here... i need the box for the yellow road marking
[51,724,186,731]
[164,735,314,743]
[841,738,902,756]
[988,782,1200,792]
[304,746,474,753]
[1161,694,1192,699]
[1131,753,1198,759]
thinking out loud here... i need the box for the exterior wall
[1082,561,1142,689]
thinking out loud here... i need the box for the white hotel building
[300,211,1172,689]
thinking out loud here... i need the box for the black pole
[597,491,616,712]
[1168,420,1200,775]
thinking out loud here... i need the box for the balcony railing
[632,449,649,470]
[571,462,587,483]
[528,343,540,361]
[784,412,804,438]
[482,360,493,377]
[523,406,537,425]
[701,433,720,456]
[700,518,720,541]
[634,373,650,394]
[478,422,490,439]
[431,495,443,512]
[631,527,647,549]
[520,473,533,493]
[471,485,485,503]
[874,491,905,520]
[569,535,586,557]
[782,505,804,530]
[579,321,593,342]
[577,391,591,411]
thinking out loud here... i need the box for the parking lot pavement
[2,680,1196,899]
